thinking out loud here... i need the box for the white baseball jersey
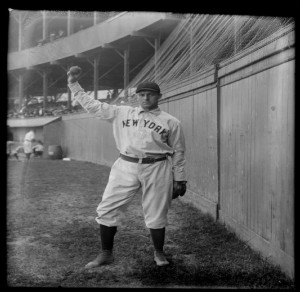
[23,130,35,154]
[68,82,186,181]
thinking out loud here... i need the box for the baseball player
[23,129,35,160]
[67,66,187,268]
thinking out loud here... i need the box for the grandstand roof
[7,116,61,128]
[8,11,180,97]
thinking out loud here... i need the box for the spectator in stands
[57,29,65,38]
[36,37,47,46]
[32,140,44,157]
[23,129,36,160]
[33,108,38,116]
[19,103,26,115]
[50,32,56,42]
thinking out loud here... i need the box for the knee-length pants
[95,157,173,229]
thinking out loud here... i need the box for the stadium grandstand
[8,11,293,119]
[7,10,181,118]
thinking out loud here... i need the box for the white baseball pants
[95,157,173,229]
[23,141,32,154]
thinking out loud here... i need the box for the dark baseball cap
[136,81,160,94]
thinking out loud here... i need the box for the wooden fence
[160,68,219,218]
[43,25,294,278]
[44,112,119,166]
[217,27,295,278]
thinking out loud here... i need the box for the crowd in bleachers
[36,29,66,47]
[7,94,120,119]
[34,12,119,47]
[7,101,86,119]
[8,85,121,119]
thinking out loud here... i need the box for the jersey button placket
[138,115,145,138]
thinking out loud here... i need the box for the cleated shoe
[85,250,114,269]
[154,250,169,266]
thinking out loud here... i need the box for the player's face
[138,90,161,111]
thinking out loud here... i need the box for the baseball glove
[172,181,187,199]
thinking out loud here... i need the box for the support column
[42,10,48,40]
[18,73,24,110]
[94,56,100,100]
[94,11,100,25]
[67,11,74,36]
[18,12,23,51]
[215,63,221,220]
[136,33,160,83]
[43,70,48,115]
[124,45,130,98]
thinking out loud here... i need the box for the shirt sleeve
[168,120,187,181]
[68,82,119,120]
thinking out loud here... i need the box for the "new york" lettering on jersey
[122,119,168,136]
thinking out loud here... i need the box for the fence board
[260,70,271,241]
[192,89,218,204]
[285,61,294,258]
[249,74,256,232]
[57,115,117,166]
[43,121,62,158]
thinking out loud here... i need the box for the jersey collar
[138,106,161,116]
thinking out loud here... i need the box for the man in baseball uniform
[67,66,187,268]
[23,129,35,160]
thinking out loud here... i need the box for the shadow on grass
[52,218,295,289]
[127,257,294,288]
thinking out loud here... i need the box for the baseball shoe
[85,250,114,269]
[154,250,169,266]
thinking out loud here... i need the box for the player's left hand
[172,181,187,199]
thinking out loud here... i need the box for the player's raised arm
[67,66,119,120]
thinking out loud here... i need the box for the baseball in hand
[67,66,82,83]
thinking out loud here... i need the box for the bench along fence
[43,24,294,278]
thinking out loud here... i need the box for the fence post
[215,63,221,220]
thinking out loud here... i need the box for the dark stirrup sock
[150,227,165,251]
[100,224,117,250]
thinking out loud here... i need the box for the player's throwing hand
[67,66,82,83]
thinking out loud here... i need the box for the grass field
[6,158,295,288]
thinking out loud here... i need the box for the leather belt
[120,153,167,164]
